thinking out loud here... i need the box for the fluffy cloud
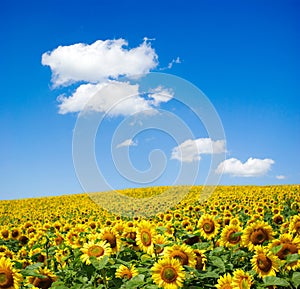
[216,157,274,177]
[148,86,174,106]
[276,175,286,180]
[116,138,138,148]
[58,81,155,116]
[171,138,226,163]
[42,38,175,116]
[58,81,173,116]
[42,39,158,87]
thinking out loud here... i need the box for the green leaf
[144,285,159,289]
[211,246,224,255]
[231,231,243,237]
[120,274,145,289]
[198,271,219,279]
[263,276,290,287]
[50,281,70,289]
[90,255,109,270]
[292,272,300,289]
[141,254,152,262]
[270,244,283,255]
[210,256,225,272]
[286,253,300,264]
[23,262,44,271]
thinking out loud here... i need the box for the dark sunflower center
[170,250,189,265]
[1,230,9,238]
[103,233,117,248]
[141,230,152,246]
[227,230,240,244]
[0,270,14,288]
[11,230,19,238]
[122,269,132,279]
[257,254,272,272]
[33,276,53,289]
[88,245,104,257]
[37,254,46,263]
[195,252,205,270]
[184,235,200,246]
[273,216,283,225]
[154,244,164,254]
[277,243,298,260]
[161,266,177,283]
[295,221,300,234]
[125,232,137,246]
[203,221,215,233]
[250,228,268,245]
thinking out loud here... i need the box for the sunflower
[122,226,139,250]
[0,227,10,240]
[10,228,21,240]
[65,230,81,248]
[99,227,120,253]
[0,257,22,289]
[198,214,220,240]
[164,244,196,268]
[26,267,57,289]
[220,225,242,248]
[136,220,156,255]
[269,234,300,271]
[53,234,64,246]
[289,215,300,236]
[0,248,14,260]
[151,258,185,289]
[114,221,126,235]
[242,221,274,250]
[18,234,29,246]
[29,248,47,264]
[164,213,173,222]
[55,248,71,268]
[194,249,207,271]
[231,269,252,289]
[216,273,232,289]
[115,264,139,280]
[251,246,279,278]
[272,214,284,226]
[80,240,112,265]
[154,235,169,256]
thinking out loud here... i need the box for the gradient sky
[1,0,299,200]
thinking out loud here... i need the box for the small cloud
[171,138,226,163]
[116,138,138,148]
[148,86,174,106]
[276,175,286,180]
[42,38,158,87]
[216,157,274,177]
[167,57,181,69]
[160,57,181,71]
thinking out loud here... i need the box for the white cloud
[116,138,138,148]
[58,81,176,116]
[276,175,286,180]
[168,57,181,69]
[148,86,174,106]
[42,39,158,87]
[216,157,274,177]
[171,138,226,163]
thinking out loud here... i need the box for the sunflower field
[0,185,299,289]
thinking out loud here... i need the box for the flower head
[151,258,185,289]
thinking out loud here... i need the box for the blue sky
[0,0,299,199]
